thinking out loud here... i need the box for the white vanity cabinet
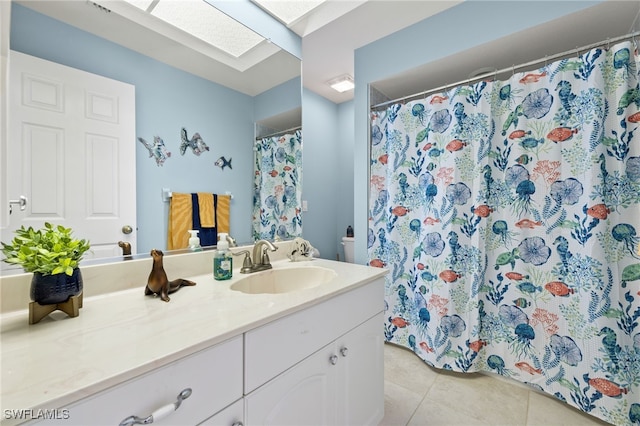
[32,336,243,426]
[4,263,387,426]
[243,279,384,426]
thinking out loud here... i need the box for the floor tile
[408,394,490,426]
[384,343,440,396]
[380,380,425,426]
[526,391,612,426]
[382,343,614,426]
[424,372,529,425]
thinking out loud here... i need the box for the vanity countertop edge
[0,257,387,421]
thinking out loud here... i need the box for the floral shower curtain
[253,129,303,241]
[369,40,640,425]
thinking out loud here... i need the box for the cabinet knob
[119,388,192,426]
[329,354,338,365]
[340,347,349,357]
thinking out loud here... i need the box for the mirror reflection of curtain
[253,129,303,240]
[369,40,640,424]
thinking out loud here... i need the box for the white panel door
[244,343,338,426]
[1,51,136,265]
[335,313,385,426]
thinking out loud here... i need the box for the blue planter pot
[30,268,83,305]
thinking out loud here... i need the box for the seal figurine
[118,240,132,256]
[145,249,196,302]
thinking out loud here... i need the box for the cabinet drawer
[35,336,243,425]
[244,278,384,392]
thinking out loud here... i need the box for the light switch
[302,200,308,211]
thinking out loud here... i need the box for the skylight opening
[123,0,265,58]
[252,0,326,25]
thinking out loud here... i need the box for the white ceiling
[299,0,463,103]
[13,1,640,106]
[298,0,640,104]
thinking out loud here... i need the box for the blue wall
[254,76,301,123]
[299,93,354,262]
[336,100,355,260]
[11,4,300,253]
[300,89,339,259]
[351,0,604,264]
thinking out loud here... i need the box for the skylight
[121,0,266,58]
[252,0,326,25]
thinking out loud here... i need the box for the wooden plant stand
[29,292,83,324]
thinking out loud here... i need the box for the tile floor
[381,343,612,426]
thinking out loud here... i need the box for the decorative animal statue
[118,241,132,256]
[137,136,171,166]
[287,237,315,261]
[214,156,232,170]
[180,128,209,156]
[145,249,196,302]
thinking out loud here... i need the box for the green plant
[1,223,90,276]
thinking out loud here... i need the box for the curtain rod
[256,125,302,140]
[371,30,640,111]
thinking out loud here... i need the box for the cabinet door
[199,399,243,426]
[244,344,338,426]
[335,313,384,426]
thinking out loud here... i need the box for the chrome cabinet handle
[340,347,349,357]
[329,355,338,365]
[119,388,192,426]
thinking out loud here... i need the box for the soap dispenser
[187,230,202,251]
[213,233,233,280]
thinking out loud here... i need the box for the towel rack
[162,188,233,202]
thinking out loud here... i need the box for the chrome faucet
[234,240,278,274]
[225,234,237,247]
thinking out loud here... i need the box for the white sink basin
[230,266,337,294]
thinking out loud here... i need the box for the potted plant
[1,222,90,305]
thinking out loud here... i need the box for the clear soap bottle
[213,233,233,280]
[187,229,202,251]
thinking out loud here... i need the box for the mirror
[3,0,301,267]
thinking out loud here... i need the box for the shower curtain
[253,129,303,240]
[369,40,640,425]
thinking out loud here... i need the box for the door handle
[122,225,133,234]
[8,196,28,214]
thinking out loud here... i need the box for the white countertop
[0,258,386,422]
